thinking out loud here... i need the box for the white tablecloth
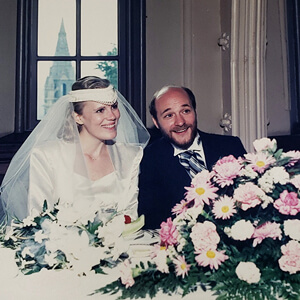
[0,230,215,300]
[2,269,215,300]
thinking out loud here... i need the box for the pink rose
[278,255,300,274]
[253,138,276,152]
[212,155,243,188]
[190,221,220,251]
[252,221,282,247]
[278,240,300,274]
[274,190,300,215]
[233,182,262,210]
[281,239,300,256]
[160,218,179,246]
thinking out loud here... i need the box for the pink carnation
[190,221,220,251]
[160,218,179,246]
[252,221,282,247]
[212,155,243,188]
[274,190,300,216]
[233,182,262,210]
[278,240,300,274]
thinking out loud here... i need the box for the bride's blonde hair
[58,76,111,140]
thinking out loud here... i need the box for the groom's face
[152,88,197,149]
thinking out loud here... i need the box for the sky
[37,0,117,118]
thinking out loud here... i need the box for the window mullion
[76,0,81,78]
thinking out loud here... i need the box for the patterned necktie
[178,150,207,178]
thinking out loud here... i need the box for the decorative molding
[231,0,268,151]
[278,0,290,111]
[218,33,230,51]
[219,113,232,132]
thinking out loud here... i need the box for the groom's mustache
[171,126,190,132]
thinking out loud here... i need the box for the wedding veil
[0,87,150,224]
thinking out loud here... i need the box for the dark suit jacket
[138,130,247,229]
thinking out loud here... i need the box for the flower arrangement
[100,138,300,299]
[0,200,144,276]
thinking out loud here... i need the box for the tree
[96,46,118,88]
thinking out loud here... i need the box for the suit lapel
[160,137,191,188]
[199,130,219,171]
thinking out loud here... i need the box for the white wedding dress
[24,140,142,222]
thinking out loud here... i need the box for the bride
[0,76,150,225]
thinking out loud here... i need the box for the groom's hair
[149,85,196,121]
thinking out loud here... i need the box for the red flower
[124,215,131,224]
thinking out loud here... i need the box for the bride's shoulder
[31,140,73,156]
[109,143,143,163]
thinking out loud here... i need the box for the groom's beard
[158,120,198,150]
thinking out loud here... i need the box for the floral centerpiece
[0,199,144,276]
[99,138,300,299]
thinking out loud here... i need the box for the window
[286,0,300,134]
[15,0,146,132]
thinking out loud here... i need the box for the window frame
[286,0,300,134]
[15,0,146,133]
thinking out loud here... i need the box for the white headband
[68,85,118,105]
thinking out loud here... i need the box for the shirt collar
[173,133,202,156]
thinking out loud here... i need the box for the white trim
[278,0,290,111]
[231,0,267,151]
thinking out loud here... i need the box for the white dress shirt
[172,133,207,168]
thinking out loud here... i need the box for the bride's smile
[75,101,120,141]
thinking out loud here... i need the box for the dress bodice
[23,141,142,223]
[72,171,123,215]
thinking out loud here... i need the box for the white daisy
[212,196,237,219]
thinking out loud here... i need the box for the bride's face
[75,101,120,140]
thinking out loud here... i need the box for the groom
[138,85,246,229]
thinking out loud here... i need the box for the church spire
[43,18,75,116]
[54,19,70,56]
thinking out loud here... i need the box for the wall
[145,0,224,134]
[145,0,291,139]
[265,0,290,136]
[145,0,184,127]
[0,0,17,138]
[188,0,223,134]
